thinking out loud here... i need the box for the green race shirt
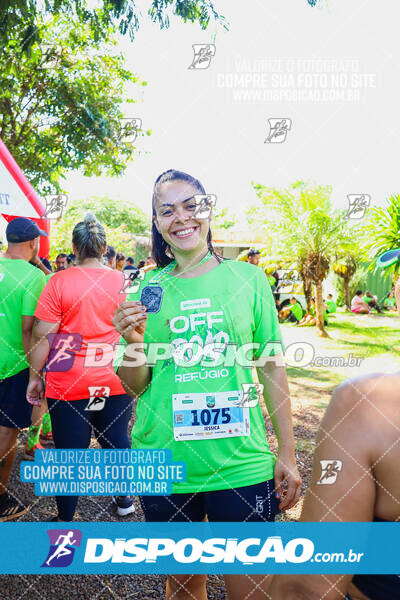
[289,302,303,321]
[114,260,283,493]
[363,295,372,304]
[0,258,46,379]
[326,300,337,313]
[384,297,396,308]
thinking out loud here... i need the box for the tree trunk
[315,281,329,337]
[343,276,351,311]
[303,277,313,312]
[300,263,313,312]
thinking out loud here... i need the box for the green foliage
[50,196,150,260]
[248,180,352,266]
[333,265,368,305]
[364,193,400,268]
[64,196,149,232]
[212,207,236,230]
[248,180,361,335]
[0,1,228,50]
[0,12,151,194]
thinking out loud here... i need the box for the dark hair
[137,259,145,269]
[151,169,222,268]
[356,290,363,296]
[126,256,134,265]
[248,248,260,258]
[72,212,106,261]
[116,252,126,263]
[56,253,68,260]
[67,253,76,265]
[41,257,52,270]
[104,245,116,261]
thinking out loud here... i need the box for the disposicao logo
[42,529,82,568]
[83,536,314,564]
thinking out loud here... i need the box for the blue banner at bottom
[1,522,399,574]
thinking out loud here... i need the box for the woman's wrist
[29,370,43,381]
[120,343,148,368]
[277,443,296,458]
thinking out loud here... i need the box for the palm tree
[249,180,352,337]
[364,194,400,269]
[299,257,313,312]
[332,255,358,310]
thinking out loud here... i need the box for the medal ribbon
[148,251,212,286]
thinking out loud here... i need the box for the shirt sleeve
[252,268,284,358]
[34,274,63,323]
[21,270,46,316]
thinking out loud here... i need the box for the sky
[1,0,399,241]
[61,0,400,227]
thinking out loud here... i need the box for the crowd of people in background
[244,248,398,327]
[37,248,153,276]
[350,288,398,314]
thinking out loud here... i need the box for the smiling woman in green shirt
[113,170,301,600]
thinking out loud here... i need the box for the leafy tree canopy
[212,207,236,230]
[50,195,150,258]
[248,180,358,263]
[363,193,400,261]
[0,12,151,194]
[0,1,227,51]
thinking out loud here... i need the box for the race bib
[172,391,250,441]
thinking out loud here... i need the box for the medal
[140,285,164,313]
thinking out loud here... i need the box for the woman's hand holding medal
[112,301,148,344]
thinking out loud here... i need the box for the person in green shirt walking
[113,169,301,600]
[0,217,47,521]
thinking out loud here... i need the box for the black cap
[6,217,48,243]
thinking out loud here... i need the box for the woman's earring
[166,245,175,259]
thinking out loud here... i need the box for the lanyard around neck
[148,251,212,285]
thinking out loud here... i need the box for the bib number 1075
[191,408,231,426]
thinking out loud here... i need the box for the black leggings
[47,394,133,521]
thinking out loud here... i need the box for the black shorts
[140,479,279,522]
[0,368,32,429]
[287,312,299,323]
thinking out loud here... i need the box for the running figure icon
[46,336,76,370]
[45,333,82,372]
[45,531,77,566]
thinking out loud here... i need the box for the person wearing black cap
[0,217,47,520]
